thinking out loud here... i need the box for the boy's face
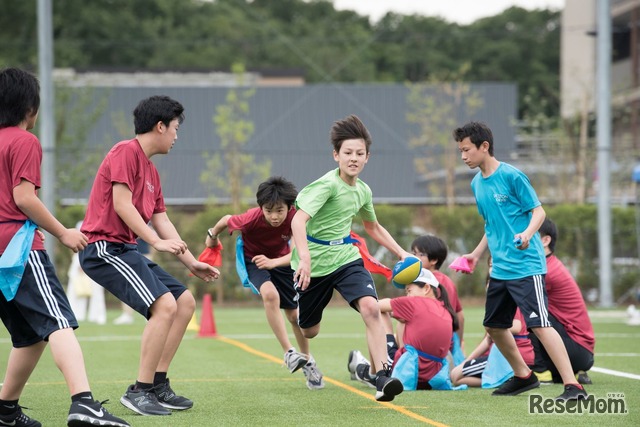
[261,201,289,228]
[411,247,436,271]
[458,137,488,169]
[333,138,369,183]
[158,118,180,154]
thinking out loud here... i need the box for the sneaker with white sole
[284,349,308,373]
[302,358,325,390]
[374,364,403,402]
[0,406,40,427]
[120,385,171,416]
[67,399,130,426]
[153,378,193,410]
[347,350,370,380]
[354,363,377,389]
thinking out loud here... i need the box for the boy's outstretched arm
[151,211,219,282]
[205,214,231,247]
[362,220,412,260]
[13,179,87,252]
[291,209,311,290]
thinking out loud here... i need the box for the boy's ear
[540,234,551,248]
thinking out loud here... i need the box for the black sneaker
[492,373,540,396]
[0,406,40,427]
[556,384,588,401]
[354,363,376,389]
[67,399,130,427]
[153,378,193,410]
[120,385,171,416]
[374,364,403,402]
[577,370,593,385]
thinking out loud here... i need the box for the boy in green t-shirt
[291,114,412,402]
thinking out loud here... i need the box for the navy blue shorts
[79,241,187,319]
[244,258,297,309]
[296,259,377,329]
[484,275,551,329]
[0,250,78,347]
[461,355,489,378]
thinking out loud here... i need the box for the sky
[332,0,565,24]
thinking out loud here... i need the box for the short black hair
[330,114,372,154]
[133,95,184,134]
[452,121,494,156]
[256,176,298,209]
[0,68,40,128]
[538,218,558,253]
[411,234,448,270]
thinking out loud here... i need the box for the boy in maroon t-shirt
[205,176,324,390]
[0,67,129,427]
[533,219,595,385]
[80,96,219,417]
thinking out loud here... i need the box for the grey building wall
[60,83,517,205]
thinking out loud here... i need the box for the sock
[71,391,94,402]
[153,372,167,386]
[0,400,18,415]
[516,371,533,380]
[134,381,153,391]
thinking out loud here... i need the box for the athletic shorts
[79,241,187,319]
[0,250,78,347]
[484,275,551,329]
[530,312,594,377]
[296,259,377,329]
[461,355,489,378]
[245,258,297,309]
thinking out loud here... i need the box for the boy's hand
[461,254,479,274]
[154,238,187,255]
[293,259,311,290]
[252,255,275,270]
[189,261,220,282]
[59,228,88,253]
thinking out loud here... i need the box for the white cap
[412,268,439,287]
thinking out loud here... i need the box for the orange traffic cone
[198,293,217,337]
[186,312,199,332]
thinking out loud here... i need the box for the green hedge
[53,203,639,304]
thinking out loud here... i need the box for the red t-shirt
[544,255,595,352]
[227,207,295,259]
[0,127,45,254]
[514,309,534,366]
[433,270,463,313]
[82,139,166,244]
[390,296,453,383]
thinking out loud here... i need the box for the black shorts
[484,275,551,329]
[245,258,297,309]
[297,259,377,329]
[79,241,187,319]
[530,312,595,377]
[0,250,78,347]
[461,355,489,378]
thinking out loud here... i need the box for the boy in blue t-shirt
[453,121,587,401]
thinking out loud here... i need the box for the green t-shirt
[292,168,377,276]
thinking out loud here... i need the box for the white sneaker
[302,358,325,390]
[347,350,370,380]
[113,313,134,325]
[284,349,308,373]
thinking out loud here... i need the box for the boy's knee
[151,294,178,319]
[301,325,319,339]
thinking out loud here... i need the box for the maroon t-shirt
[391,296,453,383]
[433,270,463,313]
[0,127,45,254]
[544,255,595,352]
[82,139,166,244]
[227,207,295,259]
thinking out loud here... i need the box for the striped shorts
[79,241,186,319]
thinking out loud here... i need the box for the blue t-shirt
[471,162,546,279]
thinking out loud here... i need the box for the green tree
[406,64,483,208]
[201,63,270,212]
